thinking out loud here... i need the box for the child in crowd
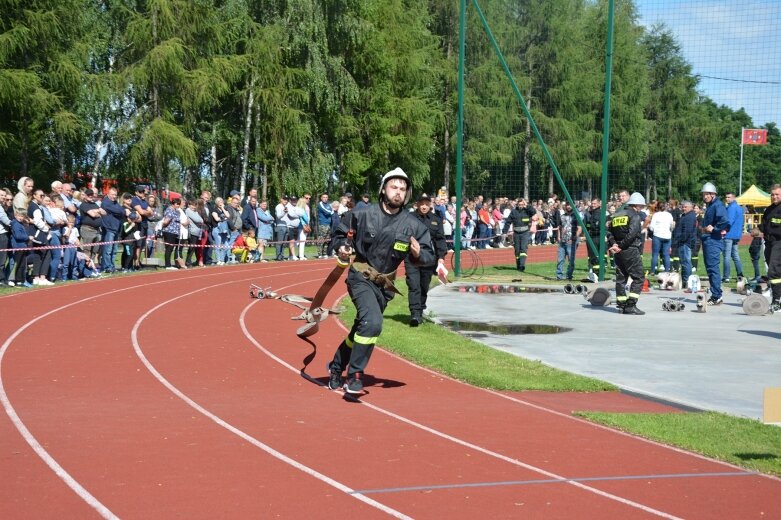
[245,228,260,263]
[62,214,80,280]
[75,249,99,278]
[748,228,763,281]
[231,232,251,263]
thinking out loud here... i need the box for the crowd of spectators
[0,175,763,290]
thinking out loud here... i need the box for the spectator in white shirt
[649,201,675,274]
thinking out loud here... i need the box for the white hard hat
[379,167,411,204]
[627,192,646,206]
[700,182,717,194]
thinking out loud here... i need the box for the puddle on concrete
[440,320,571,335]
[455,284,560,294]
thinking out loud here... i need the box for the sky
[636,0,781,127]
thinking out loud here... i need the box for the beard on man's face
[383,194,403,209]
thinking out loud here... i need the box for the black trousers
[121,241,137,270]
[185,234,201,265]
[0,234,8,283]
[615,247,644,303]
[12,250,28,283]
[405,260,434,317]
[765,240,781,302]
[513,231,531,270]
[586,234,600,269]
[30,247,51,278]
[163,231,180,267]
[331,269,392,377]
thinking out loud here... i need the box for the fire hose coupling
[249,284,278,299]
[662,299,685,312]
[563,283,587,295]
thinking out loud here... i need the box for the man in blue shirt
[722,191,745,282]
[354,193,371,210]
[100,188,126,273]
[700,182,729,305]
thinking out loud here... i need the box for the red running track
[1,256,779,519]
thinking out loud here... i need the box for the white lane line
[351,470,757,495]
[132,275,412,520]
[241,307,683,519]
[335,312,781,484]
[0,266,275,519]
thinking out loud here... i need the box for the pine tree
[641,24,700,200]
[0,0,89,181]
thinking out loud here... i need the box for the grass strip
[577,411,781,476]
[338,279,613,392]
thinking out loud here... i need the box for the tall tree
[641,24,700,200]
[583,0,650,195]
[0,0,89,182]
[115,0,216,191]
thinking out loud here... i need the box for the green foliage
[0,0,777,203]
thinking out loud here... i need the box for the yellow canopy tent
[736,184,771,207]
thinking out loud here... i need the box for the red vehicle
[62,172,182,201]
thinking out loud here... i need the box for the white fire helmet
[627,192,646,206]
[700,182,717,194]
[379,167,412,205]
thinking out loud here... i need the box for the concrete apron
[426,282,781,421]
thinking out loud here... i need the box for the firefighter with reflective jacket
[503,198,538,271]
[406,193,447,327]
[760,183,781,311]
[327,168,436,394]
[607,192,647,315]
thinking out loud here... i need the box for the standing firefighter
[700,182,729,306]
[406,193,448,327]
[760,183,781,311]
[503,198,537,272]
[585,198,603,277]
[327,168,436,394]
[607,192,647,315]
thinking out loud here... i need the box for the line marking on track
[240,304,684,519]
[0,265,282,520]
[336,313,781,484]
[132,273,413,520]
[351,470,757,495]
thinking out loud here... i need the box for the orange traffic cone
[642,272,650,293]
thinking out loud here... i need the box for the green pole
[454,0,466,277]
[471,0,598,262]
[598,0,616,282]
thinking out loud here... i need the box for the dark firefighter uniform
[405,196,448,326]
[503,203,537,271]
[329,203,435,384]
[584,205,603,271]
[607,207,646,314]
[760,198,781,306]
